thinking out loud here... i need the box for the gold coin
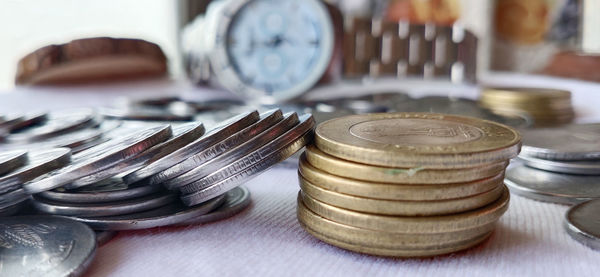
[299,154,504,200]
[481,87,571,102]
[297,198,497,249]
[299,189,508,233]
[305,145,508,184]
[479,96,572,108]
[315,113,521,169]
[299,176,506,216]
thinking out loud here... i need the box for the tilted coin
[0,216,96,277]
[0,148,71,194]
[0,149,28,175]
[22,125,172,194]
[0,114,25,130]
[5,127,104,152]
[71,122,205,187]
[31,193,177,217]
[68,191,228,230]
[95,230,118,246]
[164,112,299,189]
[122,111,260,185]
[149,109,282,186]
[4,112,48,132]
[7,109,97,143]
[179,114,315,193]
[304,145,508,184]
[520,124,600,160]
[315,113,521,169]
[505,165,600,204]
[480,87,571,102]
[176,186,251,226]
[518,154,600,175]
[0,188,29,209]
[100,106,194,121]
[37,177,163,204]
[565,199,600,251]
[180,123,314,206]
[298,154,504,201]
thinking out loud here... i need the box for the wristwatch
[182,0,478,104]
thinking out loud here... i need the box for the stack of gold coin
[479,87,575,126]
[296,113,521,257]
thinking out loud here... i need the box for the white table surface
[1,73,599,277]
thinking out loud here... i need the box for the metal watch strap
[342,17,478,83]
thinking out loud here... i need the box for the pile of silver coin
[504,123,600,251]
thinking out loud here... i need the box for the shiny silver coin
[37,177,163,203]
[0,216,96,277]
[518,154,600,175]
[0,114,25,129]
[150,109,282,186]
[31,192,177,217]
[505,165,600,204]
[22,125,172,194]
[0,148,71,194]
[101,106,194,121]
[122,111,260,185]
[179,114,314,194]
[67,192,227,230]
[565,199,600,251]
[5,112,48,132]
[0,149,28,175]
[0,188,28,210]
[177,186,251,226]
[7,109,97,143]
[95,230,118,246]
[521,124,600,160]
[7,127,104,153]
[71,122,205,187]
[181,120,313,206]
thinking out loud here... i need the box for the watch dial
[226,0,332,96]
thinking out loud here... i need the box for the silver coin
[95,230,118,246]
[22,125,172,194]
[7,109,97,143]
[505,165,600,204]
[0,148,72,194]
[37,177,163,204]
[177,186,251,226]
[31,192,177,217]
[180,114,314,194]
[122,111,260,185]
[0,216,96,277]
[67,192,227,230]
[71,122,205,187]
[181,119,314,206]
[518,154,600,175]
[164,112,299,190]
[149,110,282,186]
[0,114,25,129]
[521,124,600,160]
[5,112,48,132]
[565,199,600,251]
[0,188,29,209]
[8,127,104,152]
[0,149,28,175]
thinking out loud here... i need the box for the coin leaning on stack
[296,112,521,257]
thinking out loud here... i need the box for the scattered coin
[0,149,28,175]
[7,109,97,143]
[5,112,48,132]
[0,148,71,194]
[565,199,600,251]
[0,188,29,210]
[520,124,600,160]
[518,154,600,175]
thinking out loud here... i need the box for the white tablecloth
[2,73,599,277]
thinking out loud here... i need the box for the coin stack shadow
[296,112,522,257]
[479,87,575,126]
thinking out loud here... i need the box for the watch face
[212,0,334,103]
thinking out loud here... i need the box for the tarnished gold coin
[480,87,571,102]
[297,198,496,249]
[315,113,521,168]
[299,176,506,216]
[299,189,508,233]
[305,145,508,184]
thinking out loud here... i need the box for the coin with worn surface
[71,122,205,187]
[300,176,505,216]
[122,111,260,185]
[22,125,172,194]
[565,199,600,251]
[165,112,299,189]
[0,148,71,194]
[518,154,600,175]
[298,154,504,201]
[0,149,28,175]
[315,113,521,169]
[95,230,118,246]
[305,145,507,184]
[68,192,227,230]
[31,193,177,217]
[7,109,97,143]
[505,165,600,204]
[37,177,163,203]
[520,124,600,160]
[177,186,251,226]
[179,114,315,193]
[149,109,282,186]
[181,127,314,206]
[0,216,96,277]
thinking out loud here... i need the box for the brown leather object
[15,37,167,85]
[541,51,600,83]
